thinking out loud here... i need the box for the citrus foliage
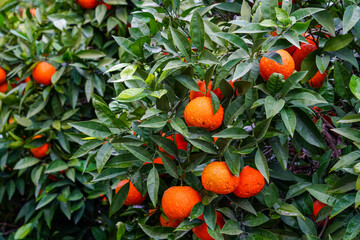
[1,0,360,239]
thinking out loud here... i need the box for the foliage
[1,0,360,239]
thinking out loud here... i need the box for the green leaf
[214,58,242,89]
[344,214,360,240]
[330,151,360,172]
[170,118,189,138]
[109,182,129,217]
[297,217,317,236]
[293,108,327,149]
[261,0,277,20]
[220,220,242,235]
[36,194,57,210]
[349,75,360,100]
[265,183,279,208]
[255,149,269,183]
[203,205,216,231]
[315,55,330,74]
[282,71,308,96]
[139,224,175,239]
[116,88,148,102]
[274,200,305,219]
[122,145,152,163]
[170,27,191,62]
[286,182,312,199]
[312,11,335,36]
[151,136,178,156]
[270,137,288,170]
[280,108,296,138]
[224,97,245,126]
[265,96,285,119]
[45,160,68,174]
[334,61,351,99]
[331,128,360,142]
[14,223,32,239]
[290,8,324,20]
[324,34,354,52]
[213,32,248,52]
[213,127,249,139]
[338,114,360,123]
[267,73,285,96]
[27,95,49,118]
[95,4,107,24]
[330,193,356,219]
[224,146,242,177]
[69,121,112,138]
[77,50,106,59]
[174,75,200,91]
[254,118,272,141]
[243,212,269,227]
[305,184,338,206]
[95,142,113,173]
[71,140,104,159]
[190,11,205,50]
[14,157,40,170]
[188,139,217,154]
[343,5,360,34]
[147,166,159,207]
[139,117,167,128]
[210,91,220,114]
[190,202,204,220]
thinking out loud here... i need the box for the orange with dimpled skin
[233,166,265,198]
[32,62,56,86]
[259,49,295,81]
[115,179,147,205]
[0,83,8,93]
[309,71,327,88]
[161,186,201,220]
[184,97,224,131]
[201,161,239,194]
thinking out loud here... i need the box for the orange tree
[0,0,133,238]
[1,0,360,239]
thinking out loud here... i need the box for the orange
[190,80,223,101]
[233,166,265,198]
[162,186,201,220]
[30,135,51,159]
[16,77,31,83]
[77,0,100,8]
[184,97,224,131]
[8,118,14,124]
[0,67,6,84]
[32,62,56,85]
[144,157,164,165]
[291,36,318,71]
[309,71,327,88]
[160,214,183,228]
[159,133,188,152]
[192,212,225,240]
[30,8,36,17]
[201,162,239,194]
[259,49,295,81]
[0,83,8,93]
[115,179,147,205]
[311,200,329,226]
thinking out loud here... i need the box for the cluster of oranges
[0,62,56,93]
[115,160,265,239]
[259,33,327,88]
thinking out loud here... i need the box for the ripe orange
[77,0,100,8]
[159,133,188,152]
[201,162,239,194]
[190,80,223,101]
[144,157,164,165]
[32,62,56,86]
[115,179,146,205]
[0,67,6,84]
[192,212,225,240]
[0,83,8,93]
[8,118,14,124]
[311,200,328,226]
[259,49,295,81]
[160,214,183,228]
[30,135,51,159]
[309,71,327,88]
[184,97,224,131]
[233,166,265,198]
[162,186,201,220]
[291,37,318,71]
[30,8,36,17]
